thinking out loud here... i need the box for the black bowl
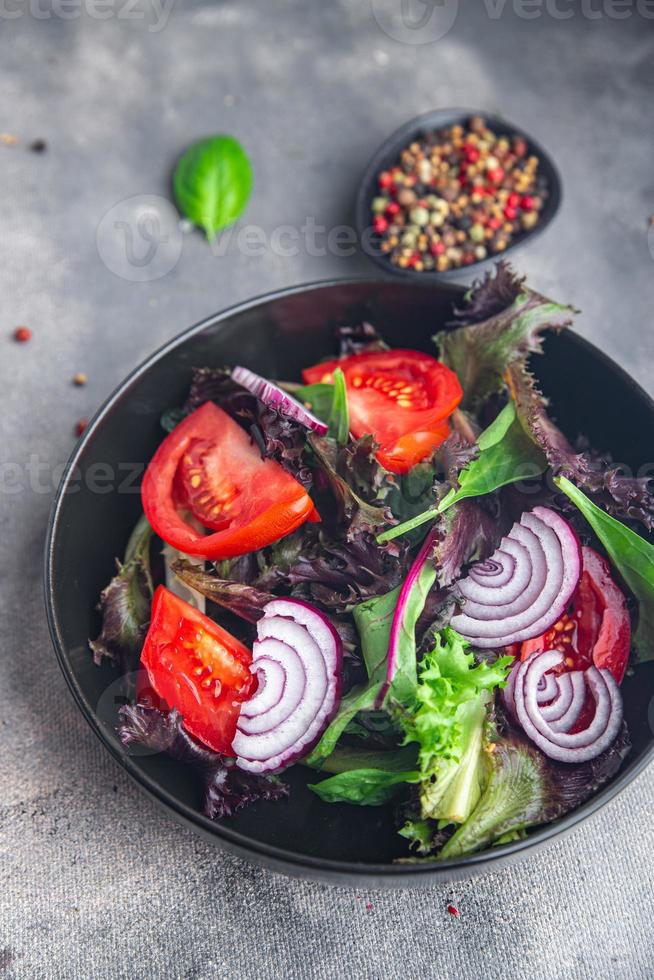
[45,278,654,886]
[355,108,562,281]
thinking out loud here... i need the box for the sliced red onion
[536,670,559,704]
[540,671,586,730]
[511,649,623,763]
[233,598,342,773]
[467,549,516,590]
[451,506,581,648]
[240,650,288,719]
[232,365,328,435]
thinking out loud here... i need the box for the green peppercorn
[409,206,430,227]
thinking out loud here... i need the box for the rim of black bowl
[355,108,562,282]
[45,277,654,885]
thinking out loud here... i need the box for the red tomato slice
[140,586,255,754]
[519,546,631,683]
[302,349,463,474]
[141,402,319,560]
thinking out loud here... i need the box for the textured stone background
[1,2,653,978]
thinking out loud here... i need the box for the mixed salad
[92,264,654,860]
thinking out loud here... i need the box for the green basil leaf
[173,135,253,240]
[377,402,547,543]
[309,768,418,806]
[556,475,654,661]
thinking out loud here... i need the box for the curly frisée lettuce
[398,628,512,825]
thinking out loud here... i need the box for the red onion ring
[232,366,329,435]
[511,649,623,763]
[541,671,586,730]
[233,598,342,773]
[536,670,559,704]
[451,506,581,648]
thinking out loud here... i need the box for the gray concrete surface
[1,2,653,978]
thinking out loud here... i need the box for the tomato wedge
[140,586,255,754]
[141,402,319,560]
[302,349,463,473]
[519,546,631,683]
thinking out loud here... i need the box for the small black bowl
[355,108,562,281]
[45,278,654,886]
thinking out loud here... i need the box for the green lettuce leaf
[309,768,418,806]
[399,628,511,825]
[556,475,654,660]
[439,723,631,859]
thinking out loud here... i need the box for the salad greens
[377,401,547,543]
[96,262,652,862]
[397,629,511,825]
[119,704,288,818]
[436,263,575,411]
[310,768,419,806]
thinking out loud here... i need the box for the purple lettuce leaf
[435,262,575,411]
[439,721,630,859]
[431,498,499,588]
[171,560,274,623]
[336,320,389,357]
[118,704,288,819]
[172,556,358,654]
[309,434,394,537]
[507,359,654,531]
[89,518,153,670]
[266,524,408,612]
